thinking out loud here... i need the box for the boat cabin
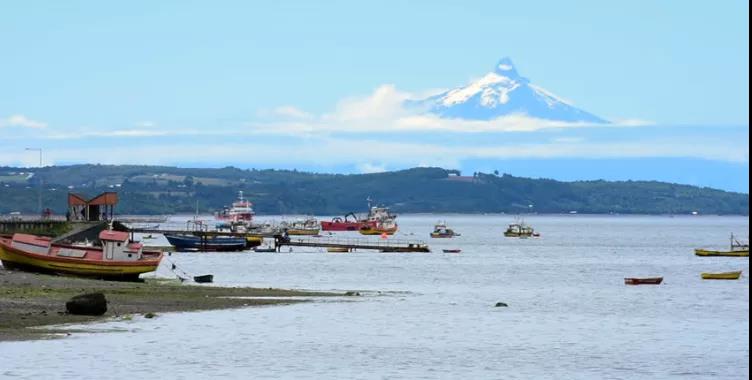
[99,230,144,261]
[10,234,53,255]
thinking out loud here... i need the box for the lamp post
[25,148,42,216]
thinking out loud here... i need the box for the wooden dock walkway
[126,227,271,238]
[276,236,430,253]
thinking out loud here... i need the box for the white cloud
[1,133,745,170]
[135,121,157,128]
[357,162,388,174]
[0,114,47,129]
[274,106,313,119]
[46,129,170,139]
[247,85,643,135]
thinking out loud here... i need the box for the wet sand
[0,269,340,341]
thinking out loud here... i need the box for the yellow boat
[695,233,749,257]
[359,225,397,236]
[701,271,743,280]
[694,249,749,257]
[358,218,398,236]
[245,236,263,247]
[286,228,320,236]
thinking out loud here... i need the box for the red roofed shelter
[67,192,119,222]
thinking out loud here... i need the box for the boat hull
[701,271,742,280]
[286,229,321,236]
[359,227,398,236]
[165,235,247,252]
[624,277,663,285]
[320,221,366,231]
[504,232,540,238]
[695,249,749,257]
[0,240,161,281]
[327,247,350,253]
[430,233,458,238]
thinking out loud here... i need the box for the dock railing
[278,236,430,252]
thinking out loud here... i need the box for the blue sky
[0,1,749,191]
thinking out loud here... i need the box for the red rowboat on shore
[624,277,663,285]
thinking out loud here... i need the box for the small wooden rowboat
[701,271,742,280]
[624,277,663,285]
[193,274,214,283]
[442,249,462,253]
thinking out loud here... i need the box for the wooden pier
[275,236,430,253]
[0,220,71,236]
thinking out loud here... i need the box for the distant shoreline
[1,165,748,215]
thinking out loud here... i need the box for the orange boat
[359,219,398,236]
[0,230,163,281]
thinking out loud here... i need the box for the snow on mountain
[414,57,607,123]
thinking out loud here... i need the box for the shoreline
[0,270,344,342]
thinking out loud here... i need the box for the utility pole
[25,148,42,216]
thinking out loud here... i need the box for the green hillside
[0,165,747,215]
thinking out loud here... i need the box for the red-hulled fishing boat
[0,230,163,281]
[624,277,663,285]
[321,201,398,232]
[216,191,254,223]
[321,212,364,231]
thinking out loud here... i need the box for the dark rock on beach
[66,293,108,316]
[495,302,508,307]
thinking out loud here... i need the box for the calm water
[2,215,749,379]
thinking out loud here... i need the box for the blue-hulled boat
[165,234,247,252]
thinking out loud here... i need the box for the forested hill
[0,165,748,215]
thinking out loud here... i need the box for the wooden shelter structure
[67,192,119,222]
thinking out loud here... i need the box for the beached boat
[321,200,398,232]
[430,222,460,238]
[0,230,163,281]
[695,234,749,257]
[253,246,276,253]
[701,271,742,280]
[504,220,540,238]
[624,277,663,285]
[165,234,247,252]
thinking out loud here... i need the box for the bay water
[1,215,749,379]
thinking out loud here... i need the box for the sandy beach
[0,269,341,341]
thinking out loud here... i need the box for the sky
[0,1,749,192]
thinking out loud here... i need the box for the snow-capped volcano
[415,57,607,123]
